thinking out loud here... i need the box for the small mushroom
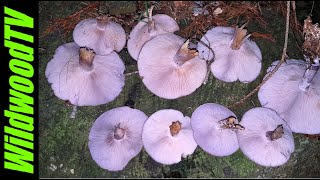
[197,24,262,83]
[237,107,294,167]
[138,33,207,99]
[45,42,125,106]
[142,109,197,165]
[88,106,148,171]
[127,5,179,60]
[258,59,320,134]
[191,103,242,156]
[73,16,126,55]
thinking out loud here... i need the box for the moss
[39,1,320,178]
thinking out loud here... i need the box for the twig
[227,1,291,109]
[309,1,315,16]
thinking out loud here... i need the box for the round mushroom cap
[88,106,148,171]
[127,14,179,61]
[191,103,240,156]
[142,109,197,165]
[197,26,262,83]
[138,33,207,99]
[237,107,295,167]
[73,17,126,55]
[258,59,320,134]
[45,42,125,106]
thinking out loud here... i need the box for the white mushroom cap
[142,109,197,165]
[73,16,126,55]
[191,103,240,156]
[197,25,262,83]
[45,42,125,106]
[237,107,295,167]
[127,13,179,60]
[258,59,320,134]
[88,106,148,171]
[138,33,207,99]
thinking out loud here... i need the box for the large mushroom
[197,23,262,83]
[73,16,126,55]
[258,59,320,134]
[127,5,179,60]
[237,107,295,167]
[142,109,197,165]
[138,33,207,99]
[88,106,148,171]
[45,42,125,106]
[191,103,243,157]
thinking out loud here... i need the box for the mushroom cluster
[46,16,127,107]
[44,4,320,173]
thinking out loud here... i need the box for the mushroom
[191,103,243,156]
[197,23,262,83]
[138,33,207,99]
[258,59,320,134]
[237,107,295,167]
[73,16,126,55]
[88,106,148,171]
[142,109,197,165]
[127,5,179,60]
[45,42,125,106]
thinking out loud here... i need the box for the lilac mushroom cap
[191,103,242,156]
[138,33,207,99]
[73,16,126,55]
[197,25,262,83]
[88,106,148,171]
[237,107,295,167]
[142,109,197,165]
[45,42,125,106]
[127,6,179,60]
[258,59,320,134]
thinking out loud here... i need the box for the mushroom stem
[148,5,155,22]
[219,116,245,130]
[266,124,284,141]
[79,47,95,71]
[230,22,251,50]
[96,16,109,30]
[299,56,319,91]
[114,123,125,140]
[170,121,182,136]
[147,5,155,33]
[174,40,199,66]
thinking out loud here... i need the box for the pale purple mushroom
[127,5,179,60]
[258,59,320,134]
[45,42,125,106]
[73,16,126,55]
[191,103,243,156]
[237,107,295,167]
[138,33,207,99]
[142,109,197,165]
[88,106,148,171]
[197,24,262,83]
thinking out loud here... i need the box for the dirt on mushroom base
[39,1,320,178]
